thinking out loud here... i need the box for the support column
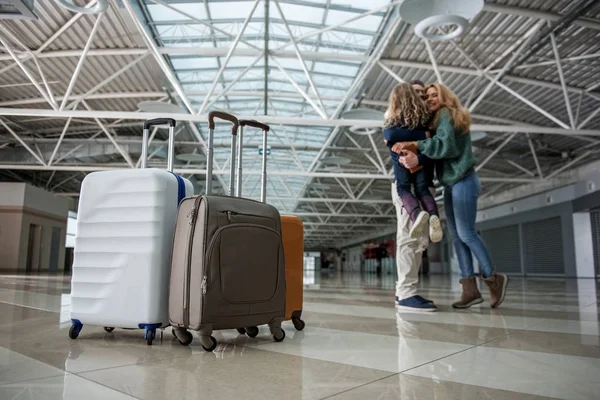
[572,212,596,278]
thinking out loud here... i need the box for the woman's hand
[391,141,418,153]
[399,150,419,169]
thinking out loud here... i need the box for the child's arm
[382,126,427,143]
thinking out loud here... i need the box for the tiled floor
[0,270,599,399]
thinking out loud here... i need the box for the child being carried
[383,83,443,243]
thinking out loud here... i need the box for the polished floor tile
[244,326,471,373]
[79,346,391,400]
[327,374,554,400]
[404,346,600,400]
[303,311,517,345]
[482,330,600,358]
[0,271,598,399]
[0,347,64,385]
[0,373,136,400]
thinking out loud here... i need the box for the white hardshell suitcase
[69,118,193,344]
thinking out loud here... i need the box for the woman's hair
[426,83,471,135]
[384,83,430,129]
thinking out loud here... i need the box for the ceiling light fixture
[399,0,484,41]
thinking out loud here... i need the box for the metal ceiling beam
[506,0,600,73]
[1,47,596,96]
[0,108,598,136]
[0,163,542,183]
[482,3,600,31]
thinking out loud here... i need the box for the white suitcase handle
[207,111,239,196]
[141,118,177,172]
[237,119,270,203]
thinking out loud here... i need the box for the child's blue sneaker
[396,295,437,312]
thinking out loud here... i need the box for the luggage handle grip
[141,118,176,171]
[143,118,176,130]
[239,119,270,132]
[208,111,239,135]
[235,120,269,203]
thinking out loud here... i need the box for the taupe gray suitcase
[169,111,286,351]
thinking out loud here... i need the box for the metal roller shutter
[522,217,565,276]
[481,225,522,275]
[591,211,600,276]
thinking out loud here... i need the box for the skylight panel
[269,23,316,38]
[277,3,324,25]
[312,61,360,77]
[325,9,382,32]
[171,57,220,70]
[147,3,207,22]
[331,0,391,8]
[209,1,265,20]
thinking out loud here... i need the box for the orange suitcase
[281,215,305,331]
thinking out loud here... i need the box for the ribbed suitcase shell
[70,169,192,330]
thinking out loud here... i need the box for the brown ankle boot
[452,277,484,309]
[482,272,509,308]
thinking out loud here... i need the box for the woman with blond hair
[394,83,509,309]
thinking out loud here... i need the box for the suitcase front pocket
[206,223,282,305]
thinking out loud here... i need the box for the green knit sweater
[417,108,476,187]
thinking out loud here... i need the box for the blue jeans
[444,171,495,278]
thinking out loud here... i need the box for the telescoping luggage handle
[237,119,270,203]
[141,118,177,172]
[207,111,239,196]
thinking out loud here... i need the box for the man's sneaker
[429,215,443,243]
[396,295,437,312]
[409,211,429,239]
[397,295,435,305]
[414,295,435,305]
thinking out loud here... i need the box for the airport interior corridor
[0,270,598,400]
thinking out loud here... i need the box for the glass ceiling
[139,0,391,212]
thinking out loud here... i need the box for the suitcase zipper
[201,275,207,295]
[183,196,202,327]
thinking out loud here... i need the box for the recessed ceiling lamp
[320,156,352,165]
[53,0,108,14]
[137,101,187,114]
[399,0,484,41]
[341,108,384,136]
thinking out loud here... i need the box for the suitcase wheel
[145,328,156,346]
[104,327,115,333]
[177,331,194,346]
[236,328,246,335]
[69,323,83,340]
[292,319,306,331]
[245,326,259,338]
[273,328,285,343]
[202,336,218,352]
